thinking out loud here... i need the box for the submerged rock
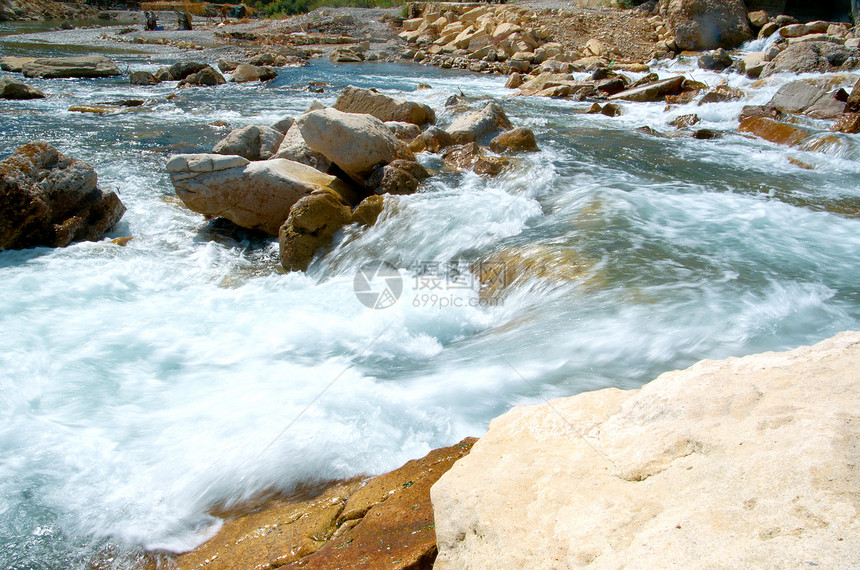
[432,331,860,568]
[167,154,352,235]
[488,127,539,153]
[333,85,435,126]
[0,141,125,250]
[739,116,809,146]
[21,55,120,79]
[0,76,45,99]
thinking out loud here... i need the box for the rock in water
[489,127,539,153]
[333,86,436,126]
[167,154,352,235]
[229,63,277,83]
[21,55,121,79]
[173,438,476,569]
[445,102,513,145]
[273,122,332,173]
[212,125,285,161]
[432,332,860,569]
[0,76,45,99]
[297,108,415,183]
[661,0,752,50]
[760,42,857,77]
[767,78,848,120]
[0,141,125,250]
[178,66,225,87]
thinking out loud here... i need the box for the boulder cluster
[167,87,538,272]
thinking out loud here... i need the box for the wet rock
[846,78,860,112]
[832,112,860,134]
[596,77,627,95]
[21,55,120,79]
[608,76,685,103]
[409,126,455,153]
[660,0,752,50]
[432,332,860,569]
[599,103,622,117]
[669,113,700,128]
[333,86,435,126]
[273,122,332,172]
[739,105,783,122]
[0,76,45,99]
[229,63,276,83]
[699,85,743,104]
[442,142,507,176]
[278,191,353,272]
[217,59,240,73]
[385,121,422,142]
[758,21,779,38]
[178,66,226,87]
[488,127,539,153]
[738,116,808,146]
[698,48,733,70]
[168,154,352,235]
[446,102,513,145]
[297,108,415,184]
[760,42,856,77]
[167,61,208,81]
[0,141,125,250]
[366,159,429,196]
[740,52,766,78]
[212,125,285,161]
[767,78,847,119]
[692,128,718,139]
[129,71,159,86]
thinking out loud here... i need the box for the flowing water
[1,27,859,569]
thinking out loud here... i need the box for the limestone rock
[21,55,120,79]
[488,127,539,153]
[297,108,415,183]
[767,78,847,119]
[333,86,435,126]
[847,78,860,112]
[329,48,363,63]
[212,125,285,161]
[166,61,208,81]
[747,9,768,29]
[273,122,332,172]
[446,102,513,145]
[760,42,856,77]
[0,76,45,99]
[0,56,37,72]
[229,63,276,83]
[432,332,860,569]
[385,121,422,142]
[608,76,685,103]
[741,52,766,78]
[278,191,353,272]
[168,155,352,235]
[660,0,752,50]
[0,141,125,250]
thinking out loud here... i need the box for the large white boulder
[432,331,860,569]
[296,108,414,182]
[167,154,351,235]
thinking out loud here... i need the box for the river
[1,23,859,569]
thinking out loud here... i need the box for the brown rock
[738,117,808,146]
[489,127,539,153]
[21,55,120,79]
[747,10,769,28]
[0,76,45,99]
[129,71,159,86]
[739,105,782,122]
[832,113,860,134]
[661,0,752,50]
[845,78,860,112]
[179,66,226,87]
[279,191,353,272]
[442,143,507,177]
[608,76,685,103]
[409,127,455,153]
[670,113,700,128]
[600,103,623,117]
[366,159,429,196]
[699,85,743,104]
[505,72,523,89]
[0,141,125,250]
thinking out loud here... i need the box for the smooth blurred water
[1,39,859,568]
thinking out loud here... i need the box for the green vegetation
[255,0,398,18]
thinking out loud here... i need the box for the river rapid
[1,24,859,569]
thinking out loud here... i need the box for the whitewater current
[1,28,859,569]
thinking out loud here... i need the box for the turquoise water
[1,38,859,568]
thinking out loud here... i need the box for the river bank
[1,1,859,568]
